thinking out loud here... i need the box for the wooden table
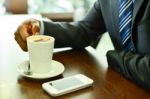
[0,15,150,99]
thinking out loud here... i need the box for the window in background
[28,0,96,21]
[28,0,96,13]
[0,0,96,21]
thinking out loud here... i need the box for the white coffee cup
[27,35,55,74]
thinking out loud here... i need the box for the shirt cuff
[39,20,44,35]
[39,18,52,35]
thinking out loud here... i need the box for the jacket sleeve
[42,1,106,48]
[106,50,150,90]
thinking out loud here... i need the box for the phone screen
[49,77,84,91]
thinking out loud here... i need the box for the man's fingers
[18,24,30,41]
[14,31,27,51]
[14,19,40,51]
[18,19,40,40]
[32,24,40,35]
[30,19,40,35]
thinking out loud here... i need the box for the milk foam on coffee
[29,36,51,42]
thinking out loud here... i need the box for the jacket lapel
[131,0,144,49]
[132,0,144,26]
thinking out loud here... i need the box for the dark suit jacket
[43,0,150,90]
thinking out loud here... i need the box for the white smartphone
[42,74,94,97]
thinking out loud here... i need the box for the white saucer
[17,60,65,79]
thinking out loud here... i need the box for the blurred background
[0,0,96,21]
[0,0,113,60]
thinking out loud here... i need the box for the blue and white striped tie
[119,0,135,51]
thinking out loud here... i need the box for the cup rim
[27,35,55,43]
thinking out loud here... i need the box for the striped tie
[119,0,135,51]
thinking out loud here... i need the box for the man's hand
[14,19,40,51]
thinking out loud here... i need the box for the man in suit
[14,0,150,90]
